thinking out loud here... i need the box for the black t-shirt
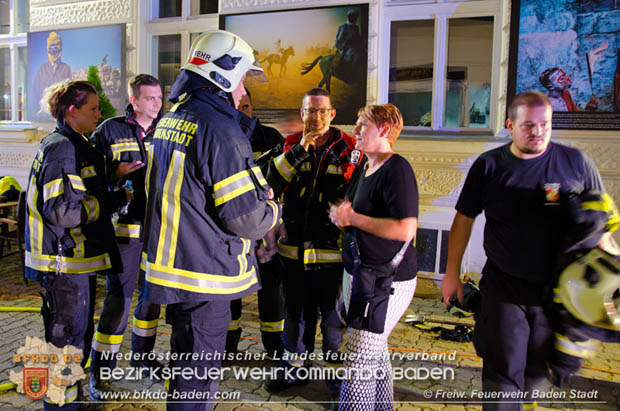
[456,142,603,282]
[342,154,419,281]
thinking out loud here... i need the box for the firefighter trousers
[280,259,345,367]
[166,300,230,411]
[226,258,284,356]
[91,241,161,370]
[40,273,97,410]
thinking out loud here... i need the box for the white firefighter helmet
[555,248,620,330]
[183,29,266,93]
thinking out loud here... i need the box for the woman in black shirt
[329,104,418,410]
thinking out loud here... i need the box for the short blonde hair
[357,104,403,146]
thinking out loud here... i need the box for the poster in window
[221,5,368,125]
[507,0,620,130]
[27,25,126,122]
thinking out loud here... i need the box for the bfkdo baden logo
[23,368,48,399]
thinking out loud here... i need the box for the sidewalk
[1,252,619,410]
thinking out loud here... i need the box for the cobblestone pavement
[1,252,619,410]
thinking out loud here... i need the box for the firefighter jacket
[92,104,161,243]
[142,89,282,304]
[25,121,126,281]
[250,119,284,168]
[266,127,357,267]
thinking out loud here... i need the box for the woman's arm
[329,200,417,242]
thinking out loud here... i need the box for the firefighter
[89,74,164,399]
[263,88,358,400]
[141,30,281,410]
[24,80,130,410]
[226,89,286,358]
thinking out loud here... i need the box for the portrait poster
[507,0,620,130]
[27,25,126,122]
[221,5,369,125]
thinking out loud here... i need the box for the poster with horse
[221,5,369,125]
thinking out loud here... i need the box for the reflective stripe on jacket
[25,121,125,280]
[143,89,281,304]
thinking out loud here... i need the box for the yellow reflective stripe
[251,166,268,187]
[267,200,279,230]
[133,317,159,329]
[283,348,304,367]
[144,144,155,202]
[253,151,262,161]
[43,178,64,202]
[300,162,311,172]
[260,319,284,332]
[95,331,124,345]
[156,150,185,267]
[144,258,258,295]
[25,251,112,274]
[554,333,597,358]
[28,175,44,253]
[213,170,254,207]
[603,193,619,232]
[277,240,298,260]
[67,174,86,192]
[82,195,100,223]
[133,317,158,337]
[80,165,96,179]
[111,142,140,161]
[274,153,295,183]
[237,238,251,278]
[114,222,141,238]
[326,164,342,175]
[228,318,241,331]
[303,248,342,264]
[325,361,343,367]
[69,227,85,259]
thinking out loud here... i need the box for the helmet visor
[244,56,268,87]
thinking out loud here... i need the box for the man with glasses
[264,88,358,402]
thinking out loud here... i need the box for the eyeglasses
[302,108,333,116]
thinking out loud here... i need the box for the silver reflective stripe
[69,227,85,259]
[156,150,185,268]
[144,258,259,295]
[326,164,342,175]
[67,174,86,192]
[213,170,254,207]
[81,165,96,178]
[304,249,342,264]
[260,319,284,332]
[82,195,100,223]
[43,178,64,202]
[132,326,157,337]
[111,142,140,161]
[114,222,140,238]
[26,251,112,274]
[92,339,121,354]
[274,153,295,183]
[554,333,597,358]
[277,240,298,260]
[251,166,268,187]
[27,175,44,253]
[133,317,158,337]
[300,162,311,172]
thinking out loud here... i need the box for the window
[384,1,499,133]
[153,35,181,113]
[0,0,28,123]
[152,0,218,19]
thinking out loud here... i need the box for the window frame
[380,0,504,136]
[140,0,219,76]
[0,0,28,126]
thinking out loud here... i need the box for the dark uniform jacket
[266,127,356,266]
[92,104,161,242]
[25,121,126,280]
[143,89,282,304]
